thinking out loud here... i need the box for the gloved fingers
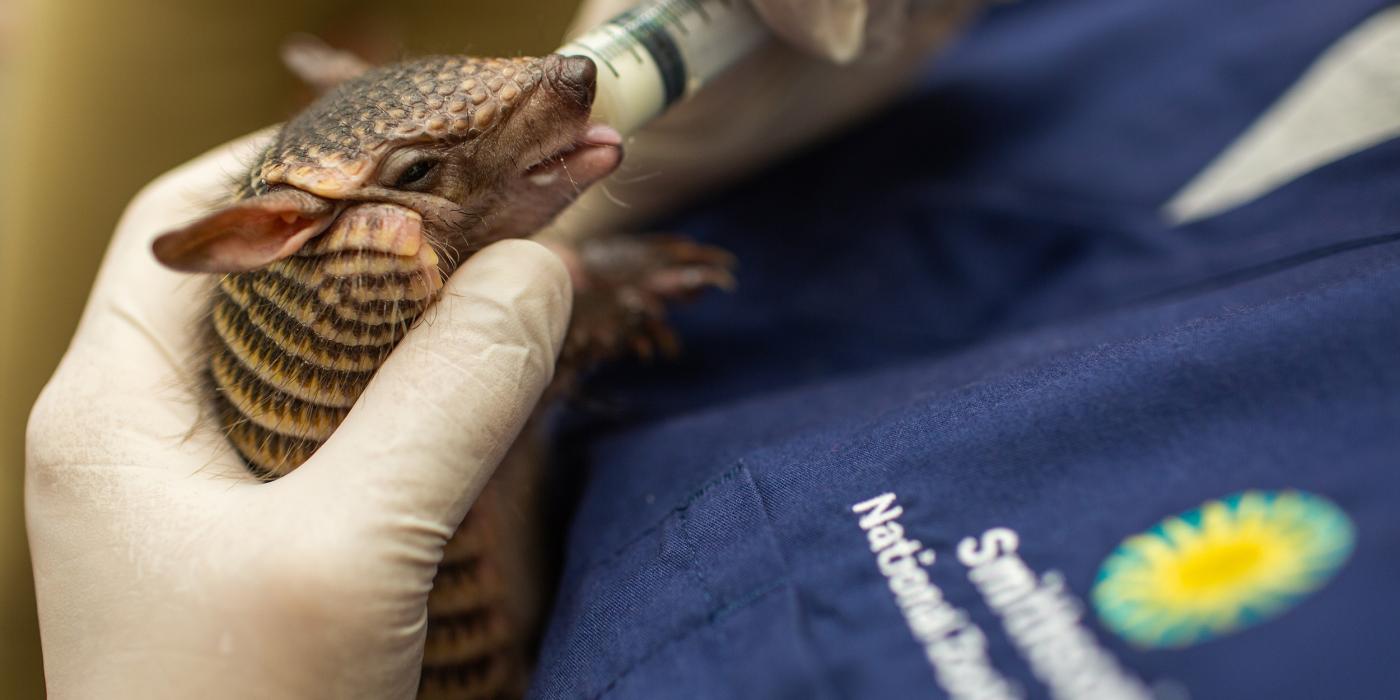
[80,129,277,365]
[27,131,277,481]
[289,239,571,532]
[752,0,874,64]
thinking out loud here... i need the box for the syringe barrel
[557,0,771,136]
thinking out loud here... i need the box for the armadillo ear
[281,34,372,92]
[153,188,337,273]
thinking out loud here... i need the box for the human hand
[750,0,963,64]
[25,132,572,698]
[544,0,985,243]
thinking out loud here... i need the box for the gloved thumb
[289,239,571,530]
[753,0,871,63]
[752,0,926,64]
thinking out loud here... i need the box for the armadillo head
[153,52,620,274]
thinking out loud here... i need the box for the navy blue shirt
[530,0,1400,697]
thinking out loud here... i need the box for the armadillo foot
[552,233,735,366]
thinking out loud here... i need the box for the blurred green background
[0,1,580,694]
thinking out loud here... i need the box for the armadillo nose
[552,55,597,109]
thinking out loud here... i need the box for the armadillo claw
[560,233,735,367]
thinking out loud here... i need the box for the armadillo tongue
[525,124,623,187]
[582,124,623,146]
[490,130,623,241]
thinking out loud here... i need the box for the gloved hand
[749,0,954,63]
[545,0,985,243]
[25,132,572,699]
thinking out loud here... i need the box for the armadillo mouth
[522,124,623,186]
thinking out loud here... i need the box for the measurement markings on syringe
[614,5,687,103]
[557,0,768,134]
[576,0,739,104]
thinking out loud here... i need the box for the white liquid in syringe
[557,0,771,136]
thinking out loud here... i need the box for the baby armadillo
[153,41,734,699]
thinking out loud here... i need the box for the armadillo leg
[547,233,736,369]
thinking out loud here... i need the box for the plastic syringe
[557,0,772,136]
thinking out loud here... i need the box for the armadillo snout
[546,54,597,110]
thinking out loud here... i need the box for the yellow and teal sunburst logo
[1092,490,1355,649]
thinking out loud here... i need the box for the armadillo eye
[393,158,439,189]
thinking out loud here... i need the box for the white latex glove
[750,0,942,64]
[546,0,984,242]
[25,132,572,699]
